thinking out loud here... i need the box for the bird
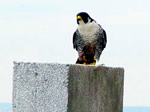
[73,12,107,65]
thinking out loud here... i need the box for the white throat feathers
[77,21,102,43]
[77,21,101,36]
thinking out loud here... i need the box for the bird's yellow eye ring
[77,16,82,20]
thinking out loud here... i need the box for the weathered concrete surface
[68,65,124,112]
[13,62,124,112]
[13,62,69,112]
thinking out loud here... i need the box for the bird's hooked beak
[77,16,83,24]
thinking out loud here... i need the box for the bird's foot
[88,59,96,65]
[89,62,96,65]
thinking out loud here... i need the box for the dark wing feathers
[73,30,84,51]
[73,31,77,49]
[95,28,107,60]
[101,29,107,49]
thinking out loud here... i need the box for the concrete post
[13,62,124,112]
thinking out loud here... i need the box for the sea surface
[0,103,150,112]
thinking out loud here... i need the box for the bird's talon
[90,62,96,65]
[83,62,87,65]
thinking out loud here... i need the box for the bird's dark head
[76,12,93,24]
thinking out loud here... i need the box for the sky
[0,0,150,106]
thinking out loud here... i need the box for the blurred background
[0,0,150,111]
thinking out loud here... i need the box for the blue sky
[0,0,150,106]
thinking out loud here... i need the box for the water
[0,103,12,112]
[123,107,150,112]
[0,103,150,112]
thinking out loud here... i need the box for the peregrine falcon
[73,12,107,65]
